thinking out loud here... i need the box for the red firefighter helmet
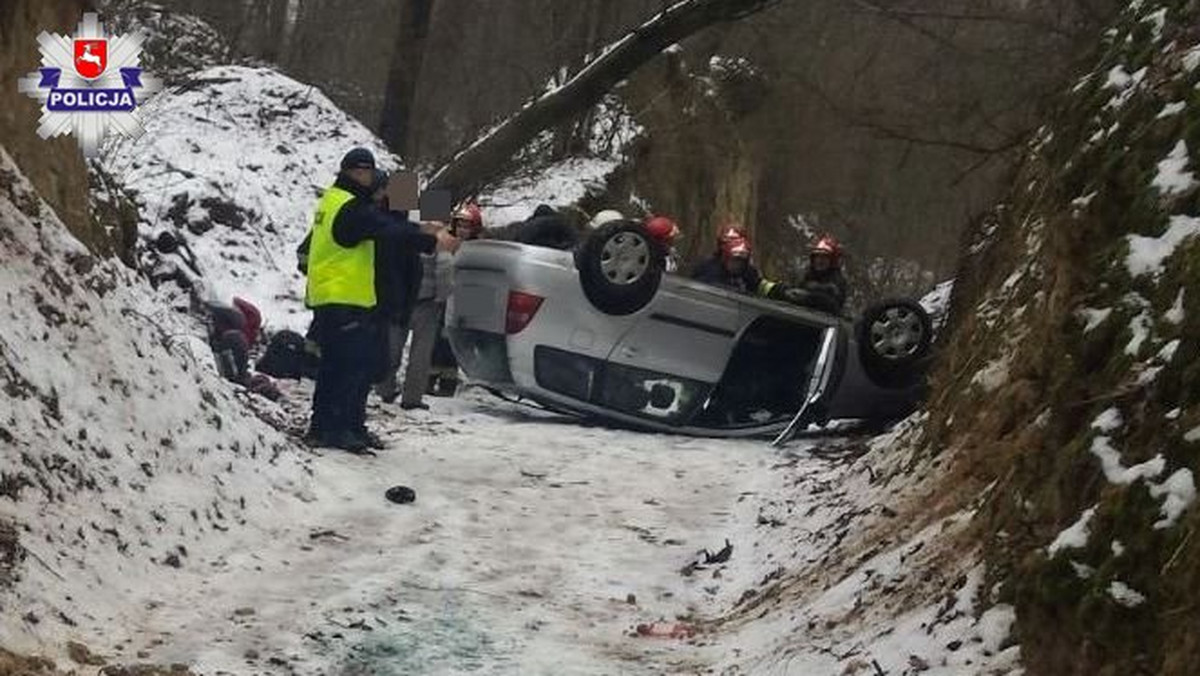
[810,234,842,267]
[452,202,484,237]
[644,215,680,246]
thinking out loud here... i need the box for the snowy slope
[99,65,397,331]
[0,145,319,663]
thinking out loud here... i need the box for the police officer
[305,148,456,452]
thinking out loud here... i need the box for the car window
[534,346,711,425]
[690,316,825,428]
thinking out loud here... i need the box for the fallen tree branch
[426,0,783,198]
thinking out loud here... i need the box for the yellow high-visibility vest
[305,186,376,308]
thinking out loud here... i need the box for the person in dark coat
[690,224,779,297]
[373,172,428,404]
[788,234,848,315]
[304,148,454,452]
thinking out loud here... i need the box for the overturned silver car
[445,220,933,439]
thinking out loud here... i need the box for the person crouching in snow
[644,215,682,273]
[205,296,281,400]
[304,147,454,453]
[208,296,261,384]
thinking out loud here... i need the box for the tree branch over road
[426,0,783,199]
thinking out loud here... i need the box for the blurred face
[811,252,832,272]
[347,167,375,189]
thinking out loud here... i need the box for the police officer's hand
[435,228,461,253]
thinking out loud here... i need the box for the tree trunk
[379,0,436,158]
[427,0,781,199]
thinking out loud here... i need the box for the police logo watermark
[17,13,162,157]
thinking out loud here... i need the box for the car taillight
[506,291,544,334]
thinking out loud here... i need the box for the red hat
[644,216,680,246]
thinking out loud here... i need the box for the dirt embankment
[921,1,1200,672]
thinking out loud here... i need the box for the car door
[592,277,745,423]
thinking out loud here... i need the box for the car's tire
[576,220,665,316]
[857,299,933,387]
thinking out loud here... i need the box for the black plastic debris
[385,485,416,504]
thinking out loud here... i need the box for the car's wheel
[576,220,665,316]
[857,299,933,386]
